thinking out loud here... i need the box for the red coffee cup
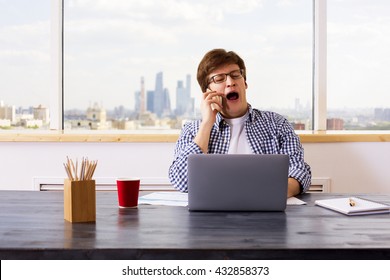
[116,178,140,208]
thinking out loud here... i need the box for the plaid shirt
[168,105,311,193]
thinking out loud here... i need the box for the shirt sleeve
[278,117,312,193]
[168,122,203,192]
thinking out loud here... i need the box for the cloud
[0,21,49,47]
[64,0,269,54]
[67,0,264,22]
[0,21,50,68]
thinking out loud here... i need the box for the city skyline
[3,96,390,131]
[2,66,390,131]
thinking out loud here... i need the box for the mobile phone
[210,95,222,111]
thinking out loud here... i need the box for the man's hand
[194,90,224,153]
[287,177,301,198]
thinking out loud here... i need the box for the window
[64,0,313,131]
[328,0,390,130]
[3,0,388,134]
[0,0,51,130]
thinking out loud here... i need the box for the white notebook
[315,197,390,216]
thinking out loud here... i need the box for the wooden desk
[0,191,389,260]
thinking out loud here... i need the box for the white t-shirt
[224,111,252,154]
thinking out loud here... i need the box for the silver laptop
[187,154,289,211]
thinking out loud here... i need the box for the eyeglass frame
[208,69,245,85]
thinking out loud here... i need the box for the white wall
[304,142,390,193]
[0,142,174,191]
[0,141,389,193]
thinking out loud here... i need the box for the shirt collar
[215,103,254,128]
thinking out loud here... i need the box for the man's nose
[226,76,236,87]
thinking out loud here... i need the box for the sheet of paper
[315,197,390,215]
[139,192,307,207]
[287,197,307,205]
[138,192,188,206]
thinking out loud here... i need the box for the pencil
[64,157,98,181]
[63,163,73,180]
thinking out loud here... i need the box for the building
[68,102,109,130]
[327,118,344,130]
[153,72,164,117]
[292,122,306,130]
[146,90,154,113]
[152,72,171,117]
[33,104,49,125]
[175,80,186,116]
[162,88,172,117]
[134,77,146,114]
[0,101,16,124]
[0,119,11,128]
[86,102,106,123]
[175,74,194,117]
[374,108,390,121]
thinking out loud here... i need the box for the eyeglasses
[208,69,244,84]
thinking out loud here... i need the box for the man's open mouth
[226,92,239,101]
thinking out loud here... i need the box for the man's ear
[245,81,248,89]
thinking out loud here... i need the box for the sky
[0,0,389,112]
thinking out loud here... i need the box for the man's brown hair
[197,49,247,92]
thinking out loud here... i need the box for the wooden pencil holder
[64,179,96,223]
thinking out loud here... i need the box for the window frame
[313,0,327,131]
[50,0,64,130]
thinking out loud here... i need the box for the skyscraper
[175,80,186,116]
[186,74,191,98]
[152,72,172,117]
[146,90,154,113]
[162,88,172,117]
[140,77,146,114]
[153,72,164,117]
[134,90,141,112]
[175,74,194,117]
[134,77,147,115]
[186,74,194,117]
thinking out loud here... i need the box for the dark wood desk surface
[0,191,390,260]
